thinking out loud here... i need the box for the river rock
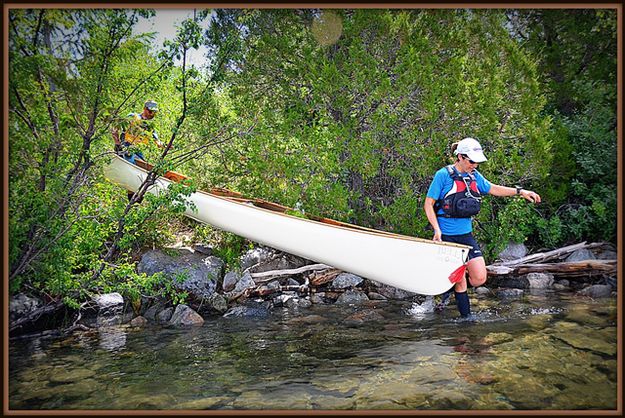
[367,292,387,300]
[92,292,125,327]
[9,293,43,322]
[595,250,617,260]
[241,247,311,273]
[374,284,416,300]
[285,297,312,309]
[331,273,363,289]
[144,302,168,321]
[156,307,174,324]
[222,271,240,292]
[223,304,270,318]
[566,248,596,262]
[240,246,276,270]
[498,242,528,261]
[335,290,369,305]
[226,272,256,300]
[129,316,148,327]
[205,294,228,314]
[497,288,524,298]
[526,272,554,289]
[489,276,529,289]
[310,293,327,304]
[343,309,384,326]
[475,286,491,295]
[49,368,96,383]
[169,304,204,327]
[137,249,222,300]
[578,284,613,298]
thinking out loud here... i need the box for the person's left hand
[520,189,541,204]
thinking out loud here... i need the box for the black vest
[434,165,482,218]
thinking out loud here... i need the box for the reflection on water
[9,292,617,410]
[98,327,127,352]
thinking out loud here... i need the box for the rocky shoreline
[9,242,617,338]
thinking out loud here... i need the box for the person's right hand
[433,229,442,242]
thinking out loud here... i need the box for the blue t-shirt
[426,166,492,235]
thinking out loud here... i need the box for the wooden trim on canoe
[129,157,469,249]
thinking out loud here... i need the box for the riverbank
[8,241,617,339]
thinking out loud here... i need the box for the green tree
[201,9,552,257]
[507,9,617,245]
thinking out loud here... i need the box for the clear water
[9,291,617,410]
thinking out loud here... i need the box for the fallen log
[491,242,604,267]
[250,263,332,283]
[487,259,616,278]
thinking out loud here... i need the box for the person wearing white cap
[424,137,541,318]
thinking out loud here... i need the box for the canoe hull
[104,156,470,295]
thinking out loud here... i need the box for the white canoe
[104,155,470,295]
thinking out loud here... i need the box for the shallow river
[9,291,617,410]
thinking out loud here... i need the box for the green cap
[144,100,158,112]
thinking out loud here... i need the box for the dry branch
[487,260,616,278]
[490,242,604,267]
[250,263,332,282]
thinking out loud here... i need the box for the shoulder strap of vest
[447,165,478,182]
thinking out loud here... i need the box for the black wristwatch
[515,186,523,195]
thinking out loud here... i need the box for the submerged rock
[285,297,312,309]
[343,309,385,326]
[335,290,369,305]
[497,288,524,299]
[578,284,613,298]
[475,286,491,295]
[223,304,270,318]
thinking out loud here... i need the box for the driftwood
[487,242,616,278]
[250,263,332,283]
[488,260,617,278]
[249,284,310,297]
[490,241,603,267]
[308,268,342,286]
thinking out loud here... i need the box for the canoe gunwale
[116,155,472,251]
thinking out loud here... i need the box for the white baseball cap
[454,137,487,163]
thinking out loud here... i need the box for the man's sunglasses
[461,154,478,164]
